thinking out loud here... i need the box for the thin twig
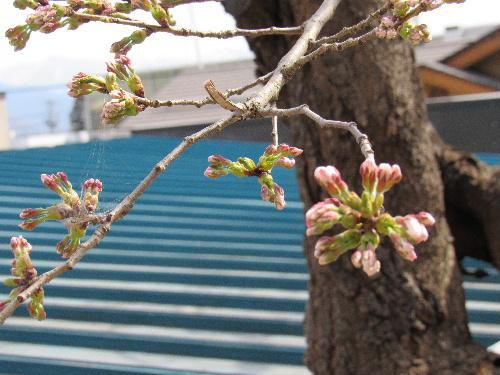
[272,115,278,147]
[299,29,378,66]
[73,12,304,39]
[262,105,374,159]
[312,2,390,47]
[135,70,273,109]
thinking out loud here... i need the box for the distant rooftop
[119,25,500,133]
[122,60,260,132]
[414,25,498,65]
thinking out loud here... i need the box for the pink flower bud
[381,16,396,28]
[314,166,348,197]
[277,144,303,157]
[5,25,31,51]
[41,173,58,191]
[204,167,228,178]
[351,250,363,269]
[260,182,286,210]
[19,221,40,231]
[264,145,278,155]
[376,163,402,193]
[83,178,103,213]
[359,158,377,191]
[10,236,20,251]
[390,234,417,261]
[274,157,295,169]
[273,184,286,210]
[305,198,342,236]
[360,246,381,277]
[416,211,435,227]
[208,155,231,167]
[398,215,428,244]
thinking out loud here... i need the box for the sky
[0,1,499,134]
[1,1,499,86]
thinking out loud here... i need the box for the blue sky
[0,1,499,134]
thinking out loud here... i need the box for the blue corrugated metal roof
[0,136,498,374]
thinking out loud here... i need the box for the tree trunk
[226,0,499,373]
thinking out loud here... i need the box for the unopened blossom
[106,55,145,97]
[259,144,303,171]
[19,203,73,231]
[1,237,46,320]
[151,4,176,26]
[314,229,362,265]
[307,160,435,276]
[351,245,381,277]
[375,163,402,193]
[397,215,429,244]
[25,4,67,34]
[28,288,47,321]
[56,223,87,258]
[205,144,303,210]
[83,178,103,213]
[5,25,31,51]
[274,157,295,169]
[204,167,228,178]
[18,173,103,264]
[111,29,149,55]
[208,155,231,167]
[314,166,348,197]
[305,198,344,236]
[360,158,377,192]
[67,72,107,97]
[41,172,80,206]
[390,234,417,261]
[260,178,286,211]
[101,90,139,124]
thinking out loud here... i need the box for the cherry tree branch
[134,70,272,109]
[72,12,304,39]
[262,105,375,160]
[312,1,390,47]
[1,0,378,323]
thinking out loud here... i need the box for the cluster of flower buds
[306,159,435,276]
[25,4,69,33]
[5,25,31,51]
[101,89,140,124]
[107,55,145,97]
[83,178,103,213]
[204,144,303,210]
[68,57,145,124]
[399,22,432,44]
[376,0,466,44]
[1,237,46,320]
[6,1,86,50]
[19,173,103,258]
[375,16,398,40]
[19,204,73,231]
[67,72,108,98]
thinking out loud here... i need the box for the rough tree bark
[227,0,500,373]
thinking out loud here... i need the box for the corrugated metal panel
[0,137,498,374]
